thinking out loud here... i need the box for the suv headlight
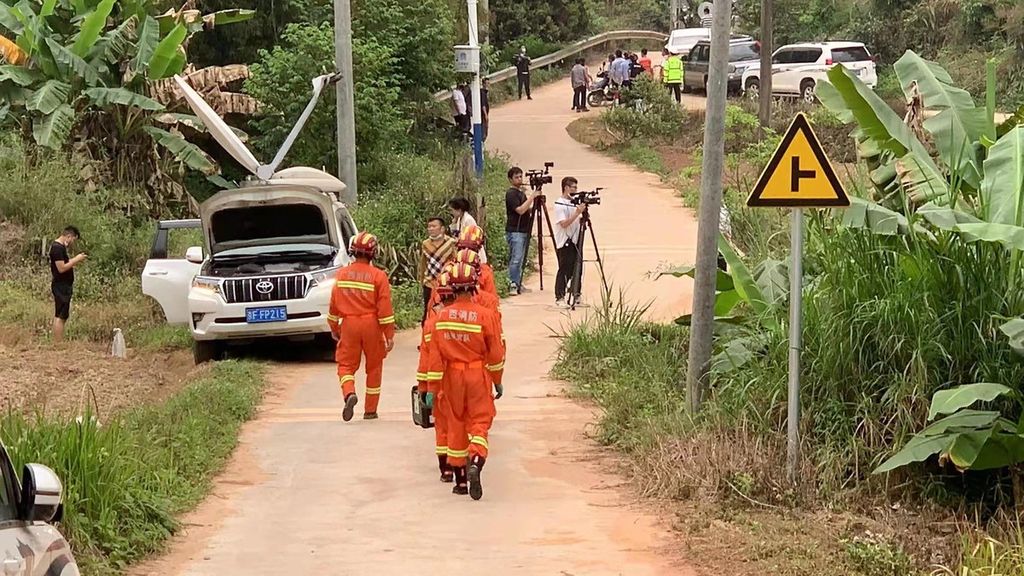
[192,276,222,294]
[310,266,342,286]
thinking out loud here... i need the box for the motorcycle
[586,70,621,108]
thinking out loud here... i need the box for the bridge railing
[434,29,668,101]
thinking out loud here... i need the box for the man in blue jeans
[504,166,537,294]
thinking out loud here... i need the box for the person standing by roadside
[514,46,532,100]
[504,167,537,295]
[418,218,457,324]
[553,178,586,308]
[570,58,590,112]
[662,48,683,103]
[449,197,487,263]
[452,82,469,136]
[50,226,85,343]
[481,77,491,141]
[639,48,653,77]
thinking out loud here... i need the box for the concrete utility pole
[334,0,358,205]
[685,0,731,413]
[670,0,679,29]
[480,0,489,43]
[468,0,484,178]
[758,0,773,130]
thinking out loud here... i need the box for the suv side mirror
[185,246,204,264]
[19,463,63,522]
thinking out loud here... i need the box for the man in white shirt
[553,176,587,308]
[452,83,469,135]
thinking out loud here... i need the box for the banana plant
[874,383,1024,474]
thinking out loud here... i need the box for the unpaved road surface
[131,78,700,575]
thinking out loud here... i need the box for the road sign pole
[786,207,803,483]
[467,0,484,179]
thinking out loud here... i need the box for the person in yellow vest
[662,48,683,104]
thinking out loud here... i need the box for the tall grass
[1,360,265,574]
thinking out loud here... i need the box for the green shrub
[605,76,688,143]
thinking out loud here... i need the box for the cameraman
[553,177,586,308]
[505,167,537,295]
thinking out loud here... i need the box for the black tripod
[567,206,609,310]
[530,193,558,291]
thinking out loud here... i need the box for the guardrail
[434,29,668,101]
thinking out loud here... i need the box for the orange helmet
[457,225,485,251]
[436,271,455,300]
[349,231,379,259]
[447,262,479,292]
[454,248,481,271]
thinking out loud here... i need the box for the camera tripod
[567,207,609,310]
[529,193,559,291]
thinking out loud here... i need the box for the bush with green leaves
[604,76,687,143]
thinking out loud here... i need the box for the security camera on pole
[454,0,484,179]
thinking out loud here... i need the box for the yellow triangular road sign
[746,113,849,208]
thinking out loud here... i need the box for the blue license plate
[246,306,288,323]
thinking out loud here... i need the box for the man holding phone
[50,226,86,343]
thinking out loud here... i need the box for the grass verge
[0,360,266,574]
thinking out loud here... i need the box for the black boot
[342,393,358,422]
[438,455,453,483]
[452,466,468,495]
[468,455,486,501]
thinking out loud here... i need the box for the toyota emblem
[255,280,274,295]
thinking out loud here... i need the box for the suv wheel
[801,80,816,104]
[745,78,760,100]
[193,340,221,364]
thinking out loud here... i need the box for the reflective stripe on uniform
[424,334,432,342]
[415,372,428,380]
[339,375,356,384]
[378,315,395,325]
[435,321,482,333]
[426,371,444,381]
[469,436,489,450]
[337,280,375,291]
[366,386,381,395]
[486,361,504,372]
[436,446,448,455]
[327,314,340,323]
[447,448,470,458]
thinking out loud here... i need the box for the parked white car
[740,42,878,103]
[665,28,711,56]
[142,73,358,363]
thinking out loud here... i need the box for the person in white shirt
[452,83,469,135]
[449,197,487,263]
[553,176,587,308]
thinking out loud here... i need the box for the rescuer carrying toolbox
[457,225,498,298]
[426,263,504,499]
[416,268,457,482]
[327,232,396,422]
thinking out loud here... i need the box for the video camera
[570,187,603,206]
[526,162,555,191]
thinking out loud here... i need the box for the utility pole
[670,0,679,29]
[685,0,730,413]
[758,0,773,131]
[334,0,358,205]
[480,0,489,44]
[467,0,484,178]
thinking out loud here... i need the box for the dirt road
[132,78,700,575]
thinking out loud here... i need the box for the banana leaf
[840,196,908,235]
[999,318,1024,356]
[753,258,788,308]
[918,201,982,231]
[711,336,760,374]
[717,234,779,331]
[980,126,1024,226]
[46,38,102,85]
[92,16,137,63]
[0,64,41,86]
[144,126,217,174]
[26,79,70,114]
[83,87,164,110]
[146,24,186,80]
[655,264,735,292]
[71,0,115,57]
[130,15,159,75]
[928,383,1013,420]
[32,103,74,149]
[956,222,1024,251]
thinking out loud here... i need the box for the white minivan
[741,42,878,103]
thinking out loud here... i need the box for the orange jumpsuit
[427,299,504,467]
[416,310,449,464]
[478,263,498,298]
[327,260,395,415]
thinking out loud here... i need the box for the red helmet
[436,271,455,299]
[447,262,478,291]
[349,231,379,259]
[454,248,481,271]
[457,225,485,251]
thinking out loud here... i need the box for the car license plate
[246,306,287,323]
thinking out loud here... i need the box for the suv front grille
[222,274,310,304]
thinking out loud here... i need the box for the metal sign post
[746,112,849,482]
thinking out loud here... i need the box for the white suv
[141,72,359,363]
[142,173,358,363]
[741,42,878,103]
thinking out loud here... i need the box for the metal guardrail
[434,29,668,101]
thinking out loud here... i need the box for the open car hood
[200,185,339,256]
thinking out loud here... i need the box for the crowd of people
[569,46,686,108]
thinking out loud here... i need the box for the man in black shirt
[49,226,86,342]
[481,77,490,141]
[504,167,537,294]
[514,47,532,100]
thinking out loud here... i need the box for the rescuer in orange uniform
[427,263,504,499]
[416,270,456,482]
[454,249,500,319]
[457,225,498,298]
[327,232,396,422]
